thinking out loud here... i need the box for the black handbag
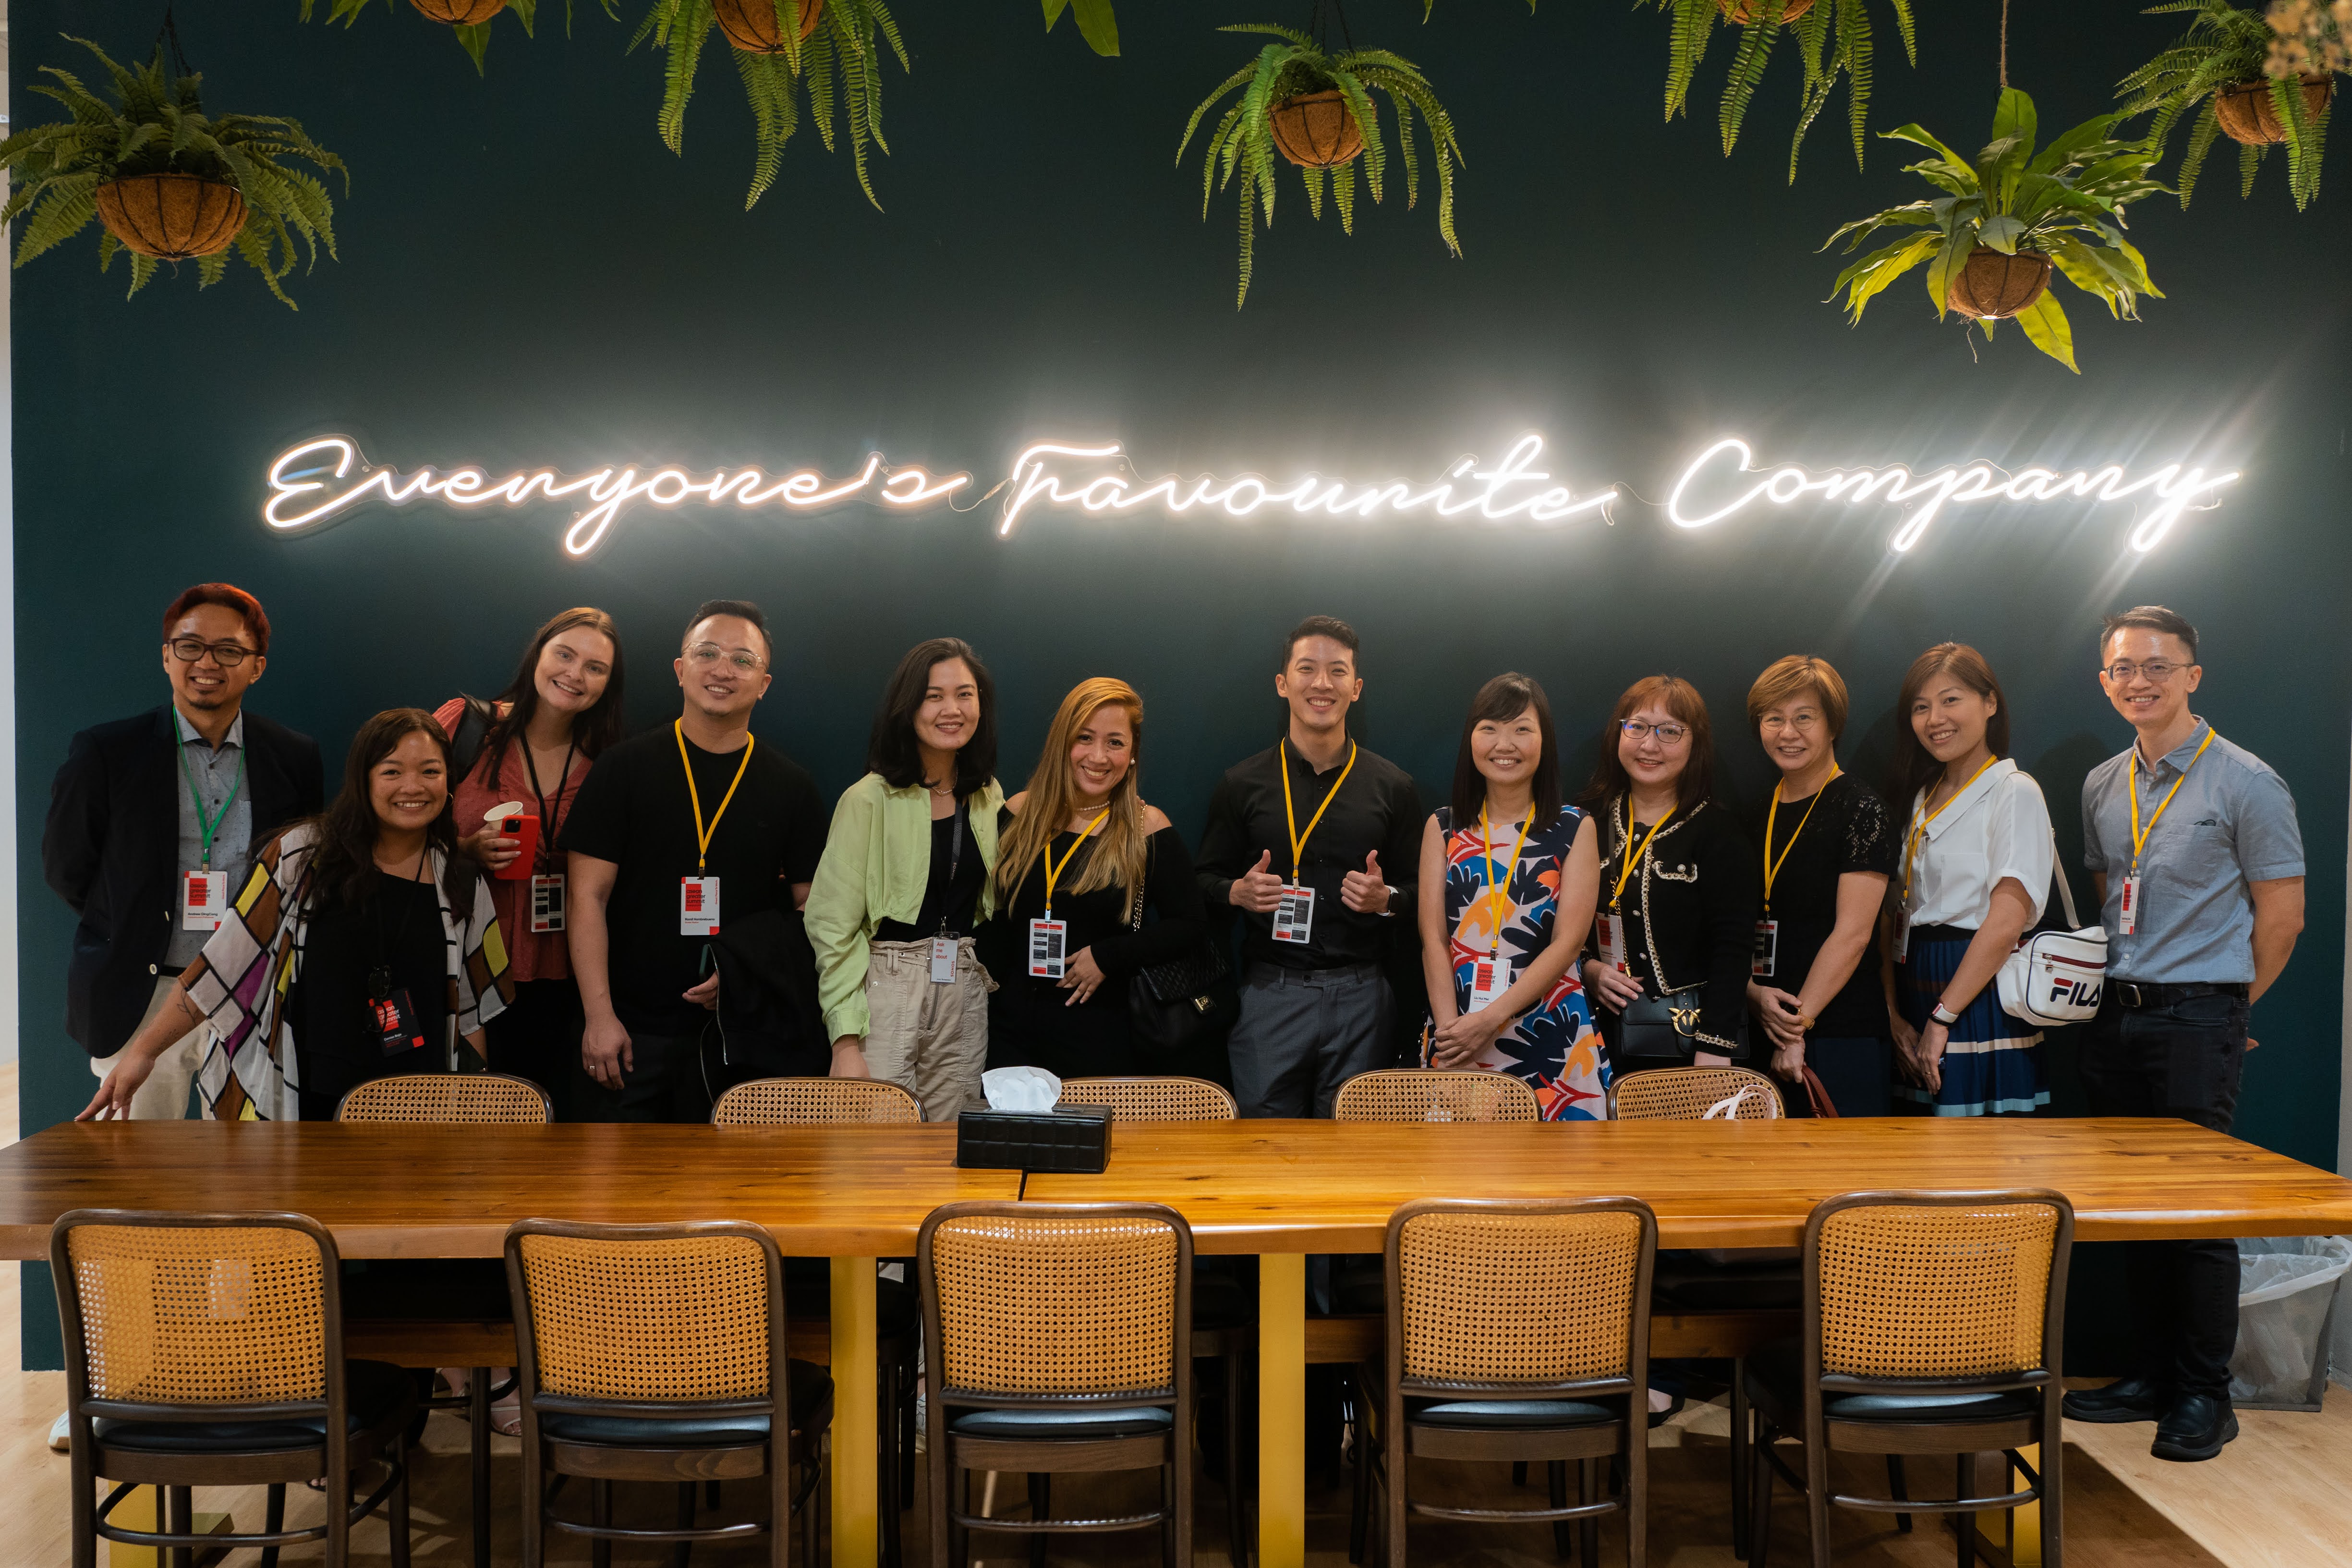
[1618,985,1749,1060]
[1124,859,1237,1057]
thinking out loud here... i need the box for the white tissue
[982,1066,1062,1113]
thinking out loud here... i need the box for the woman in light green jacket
[804,638,1004,1121]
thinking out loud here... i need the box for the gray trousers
[1227,962,1394,1118]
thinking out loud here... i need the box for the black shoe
[2063,1376,2167,1423]
[2151,1393,2239,1462]
[1647,1393,1685,1430]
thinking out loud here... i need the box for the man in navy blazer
[42,584,324,1119]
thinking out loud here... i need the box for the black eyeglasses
[167,637,256,668]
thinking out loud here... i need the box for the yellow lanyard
[1479,803,1534,957]
[1042,812,1108,916]
[1609,799,1674,910]
[675,720,756,874]
[1900,754,1999,905]
[1761,768,1840,915]
[1278,740,1358,883]
[2129,728,2217,875]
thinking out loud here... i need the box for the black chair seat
[781,1258,919,1335]
[96,1359,411,1453]
[541,1360,833,1446]
[949,1405,1174,1440]
[1406,1398,1617,1429]
[1745,1341,2038,1423]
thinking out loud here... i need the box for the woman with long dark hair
[82,709,513,1123]
[805,638,1004,1120]
[1575,675,1758,1076]
[1416,673,1605,1118]
[432,608,623,1106]
[1882,643,2055,1117]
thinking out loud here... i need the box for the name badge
[1595,910,1628,973]
[1027,918,1067,979]
[1893,911,1910,963]
[181,869,228,932]
[1272,883,1316,944]
[930,935,959,984]
[1752,918,1779,977]
[680,876,721,936]
[1467,957,1505,1013]
[368,988,427,1058]
[531,874,567,934]
[2118,875,2141,936]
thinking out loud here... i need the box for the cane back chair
[1056,1076,1237,1122]
[52,1209,417,1568]
[1334,1069,1541,1124]
[711,1077,922,1126]
[1605,1065,1784,1122]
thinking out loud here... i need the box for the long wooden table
[6,1115,2352,1568]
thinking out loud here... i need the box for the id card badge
[1752,918,1779,977]
[1027,918,1068,979]
[181,869,228,932]
[1893,912,1910,962]
[1272,883,1316,944]
[530,874,567,934]
[1596,910,1628,973]
[1467,958,1505,1013]
[369,988,426,1058]
[930,935,959,984]
[679,876,721,936]
[2119,875,2140,936]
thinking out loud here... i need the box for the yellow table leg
[108,1486,157,1568]
[1258,1254,1306,1568]
[831,1258,879,1568]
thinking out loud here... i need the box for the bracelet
[1796,1013,1818,1033]
[1929,1001,1962,1027]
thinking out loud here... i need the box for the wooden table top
[0,1121,1019,1259]
[3,1116,2346,1259]
[1024,1117,2352,1251]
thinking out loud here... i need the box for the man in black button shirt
[1197,617,1425,1118]
[562,600,825,1123]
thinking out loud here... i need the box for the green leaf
[1882,122,1972,170]
[1070,0,1119,57]
[454,22,494,73]
[1042,0,1068,24]
[1924,226,1974,321]
[1989,87,2037,168]
[1976,214,2025,253]
[2013,290,2077,372]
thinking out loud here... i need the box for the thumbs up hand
[1230,847,1287,913]
[1342,849,1392,915]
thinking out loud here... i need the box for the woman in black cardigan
[982,677,1206,1080]
[1578,676,1760,1076]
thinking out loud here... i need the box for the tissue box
[954,1105,1113,1174]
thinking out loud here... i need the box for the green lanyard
[177,731,246,872]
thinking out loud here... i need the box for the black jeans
[484,978,588,1119]
[573,1026,716,1125]
[2077,987,2249,1399]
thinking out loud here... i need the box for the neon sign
[259,432,2240,557]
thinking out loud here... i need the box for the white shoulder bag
[1995,827,2106,1027]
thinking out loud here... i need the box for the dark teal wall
[15,0,2349,1366]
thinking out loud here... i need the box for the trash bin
[2229,1235,2352,1411]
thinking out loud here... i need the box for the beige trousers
[861,937,992,1123]
[88,975,208,1119]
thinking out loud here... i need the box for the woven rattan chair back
[1334,1069,1540,1124]
[1607,1065,1784,1122]
[335,1071,551,1124]
[510,1224,779,1401]
[1057,1076,1237,1122]
[1387,1199,1655,1387]
[920,1203,1188,1397]
[1808,1191,2071,1380]
[711,1075,924,1126]
[55,1211,333,1405]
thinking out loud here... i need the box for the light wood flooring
[2,1060,2345,1566]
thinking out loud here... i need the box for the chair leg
[1549,1460,1571,1560]
[167,1485,193,1568]
[470,1367,493,1568]
[390,1441,413,1568]
[1218,1350,1247,1568]
[880,1356,902,1568]
[1029,1472,1051,1568]
[1347,1400,1370,1566]
[1953,1454,1974,1568]
[1515,1460,1530,1488]
[1748,1420,1773,1568]
[1579,1458,1600,1568]
[709,1480,723,1508]
[260,1484,287,1568]
[1731,1362,1752,1561]
[1888,1455,1912,1533]
[673,1480,696,1568]
[592,1478,613,1568]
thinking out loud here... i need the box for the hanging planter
[1719,0,1814,23]
[712,0,821,54]
[410,0,507,21]
[1823,88,2165,372]
[1642,0,1918,177]
[2213,73,2335,143]
[301,0,593,75]
[1180,23,1463,307]
[0,37,344,308]
[2119,0,2342,209]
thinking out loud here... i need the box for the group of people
[49,587,2304,1462]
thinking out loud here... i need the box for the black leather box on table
[954,1105,1113,1174]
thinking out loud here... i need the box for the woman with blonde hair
[981,678,1208,1079]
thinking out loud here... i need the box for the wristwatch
[1380,884,1401,917]
[1929,1000,1963,1027]
[1795,1012,1818,1033]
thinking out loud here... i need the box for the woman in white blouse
[1881,643,2055,1115]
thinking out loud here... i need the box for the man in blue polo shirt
[2063,606,2305,1462]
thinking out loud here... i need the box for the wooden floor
[3,1061,2346,1566]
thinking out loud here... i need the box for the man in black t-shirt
[562,600,825,1122]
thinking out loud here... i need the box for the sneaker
[2151,1392,2238,1462]
[48,1412,70,1454]
[2062,1376,2165,1424]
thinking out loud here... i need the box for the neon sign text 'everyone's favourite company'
[261,432,2239,558]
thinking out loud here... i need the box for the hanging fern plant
[1641,0,1917,178]
[2118,0,2340,209]
[299,0,610,74]
[1179,23,1463,308]
[0,36,344,308]
[633,0,907,210]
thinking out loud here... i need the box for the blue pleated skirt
[1894,925,2049,1117]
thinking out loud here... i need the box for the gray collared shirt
[2080,717,2303,984]
[167,708,255,969]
